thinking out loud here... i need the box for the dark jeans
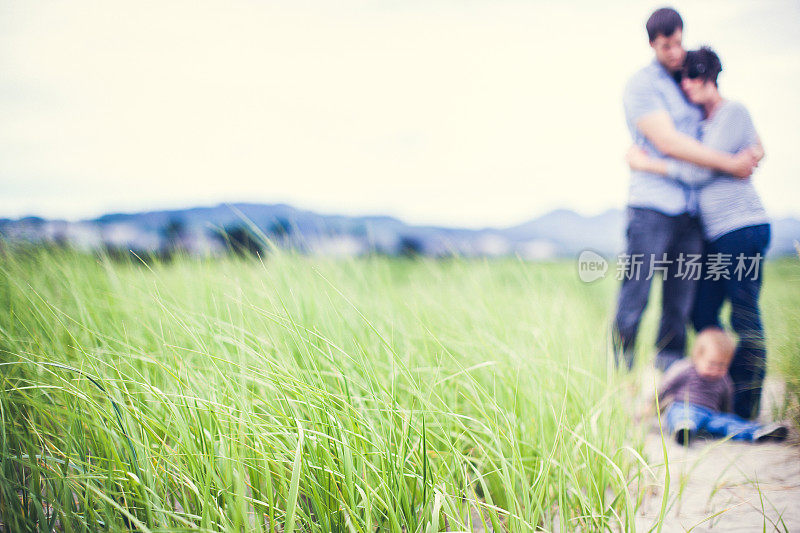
[665,402,765,441]
[613,207,704,370]
[692,223,771,420]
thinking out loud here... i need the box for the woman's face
[681,76,712,105]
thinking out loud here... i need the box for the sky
[1,0,798,228]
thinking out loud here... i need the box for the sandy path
[635,378,800,532]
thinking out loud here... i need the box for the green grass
[760,259,800,426]
[0,246,797,532]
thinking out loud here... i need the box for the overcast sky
[1,0,798,228]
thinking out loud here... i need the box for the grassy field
[0,247,797,532]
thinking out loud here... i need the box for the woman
[626,47,770,420]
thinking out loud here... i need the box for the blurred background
[2,0,798,257]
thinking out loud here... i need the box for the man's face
[650,29,685,72]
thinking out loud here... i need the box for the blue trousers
[692,223,771,420]
[665,402,762,441]
[613,207,704,370]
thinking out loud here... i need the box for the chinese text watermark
[577,251,763,283]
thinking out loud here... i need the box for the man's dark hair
[684,46,723,86]
[646,7,683,42]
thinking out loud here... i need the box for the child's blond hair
[692,327,736,363]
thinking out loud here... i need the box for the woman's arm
[627,144,749,185]
[626,146,670,175]
[664,153,718,186]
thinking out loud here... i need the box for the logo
[578,250,608,283]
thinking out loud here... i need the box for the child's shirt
[657,359,734,412]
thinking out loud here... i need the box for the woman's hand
[625,145,650,171]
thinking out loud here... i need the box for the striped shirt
[665,101,769,241]
[623,59,704,216]
[657,358,734,412]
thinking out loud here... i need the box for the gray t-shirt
[665,100,769,241]
[657,359,734,412]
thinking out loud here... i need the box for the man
[613,7,761,371]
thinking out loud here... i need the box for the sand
[635,378,800,532]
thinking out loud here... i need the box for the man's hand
[728,148,760,180]
[750,142,765,163]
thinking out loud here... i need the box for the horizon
[6,200,800,239]
[4,199,626,230]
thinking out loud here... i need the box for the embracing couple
[613,7,770,421]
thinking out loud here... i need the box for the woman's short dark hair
[646,7,683,42]
[684,47,723,86]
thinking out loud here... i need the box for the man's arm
[663,107,764,184]
[637,111,759,178]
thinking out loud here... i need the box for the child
[657,327,787,445]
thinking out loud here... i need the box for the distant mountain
[505,208,626,257]
[771,217,800,258]
[1,203,798,259]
